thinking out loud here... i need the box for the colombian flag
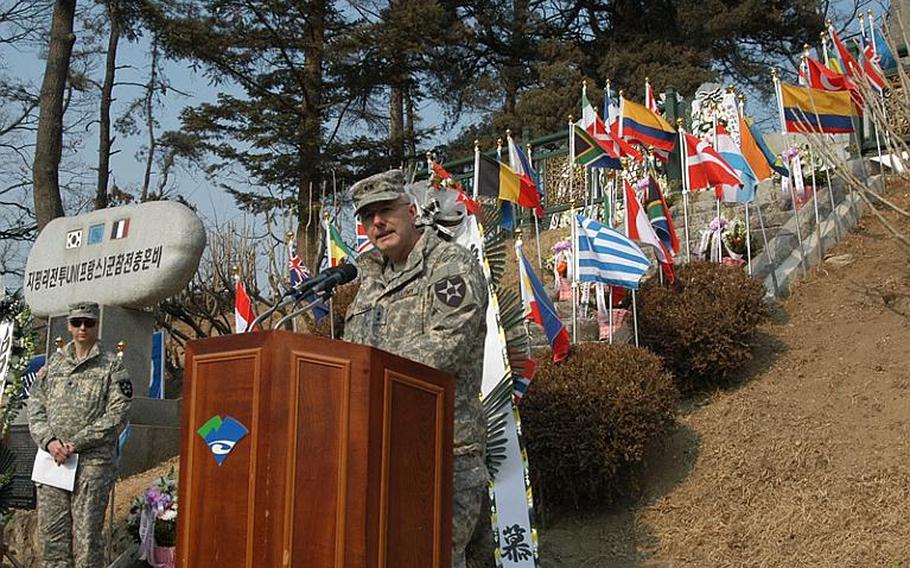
[620,98,676,153]
[517,245,570,363]
[780,83,856,134]
[475,153,541,210]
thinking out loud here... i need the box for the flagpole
[677,118,692,263]
[622,183,640,347]
[859,14,889,181]
[606,172,615,344]
[711,105,723,263]
[323,212,336,338]
[569,116,578,345]
[815,32,846,239]
[735,94,753,275]
[801,48,826,265]
[869,9,898,172]
[472,140,480,199]
[772,68,809,275]
[528,143,544,269]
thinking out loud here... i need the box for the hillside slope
[540,183,910,566]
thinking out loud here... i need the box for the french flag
[517,245,570,363]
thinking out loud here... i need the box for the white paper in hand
[31,449,78,492]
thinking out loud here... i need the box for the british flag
[287,238,330,321]
[355,219,375,254]
[288,242,311,287]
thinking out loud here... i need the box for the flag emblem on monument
[110,218,130,240]
[87,223,105,245]
[197,415,249,466]
[65,229,82,249]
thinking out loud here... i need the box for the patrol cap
[351,170,408,213]
[67,301,100,321]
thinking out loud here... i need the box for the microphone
[310,263,358,295]
[282,264,358,304]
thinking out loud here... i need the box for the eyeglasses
[69,318,97,329]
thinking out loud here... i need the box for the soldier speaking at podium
[343,170,489,568]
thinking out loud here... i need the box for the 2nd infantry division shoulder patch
[118,379,133,398]
[434,275,466,307]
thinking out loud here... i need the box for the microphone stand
[273,292,333,329]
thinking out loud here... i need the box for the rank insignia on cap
[87,223,105,245]
[66,229,83,249]
[434,275,466,307]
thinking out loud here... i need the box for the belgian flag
[475,154,541,210]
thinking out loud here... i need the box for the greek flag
[575,214,651,289]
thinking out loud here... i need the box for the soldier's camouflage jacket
[28,341,132,465]
[344,229,489,490]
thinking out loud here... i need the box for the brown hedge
[638,261,767,392]
[521,343,678,511]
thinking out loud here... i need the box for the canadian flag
[234,279,258,333]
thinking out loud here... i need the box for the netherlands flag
[517,244,570,363]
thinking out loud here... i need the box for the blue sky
[2,0,891,229]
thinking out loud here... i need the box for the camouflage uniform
[344,171,489,568]
[28,334,132,568]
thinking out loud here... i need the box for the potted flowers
[127,467,178,568]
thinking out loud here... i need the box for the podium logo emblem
[197,415,249,466]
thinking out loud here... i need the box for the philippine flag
[517,244,570,363]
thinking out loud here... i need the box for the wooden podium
[178,330,454,567]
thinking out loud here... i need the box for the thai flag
[517,245,570,363]
[355,218,375,254]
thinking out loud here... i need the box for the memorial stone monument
[24,201,205,477]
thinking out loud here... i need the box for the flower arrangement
[128,467,178,566]
[724,218,748,256]
[0,288,36,437]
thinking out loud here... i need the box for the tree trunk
[142,39,160,201]
[296,0,326,268]
[404,84,416,164]
[96,0,120,210]
[389,83,404,166]
[33,0,76,229]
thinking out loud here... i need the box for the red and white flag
[645,79,660,114]
[624,181,674,281]
[683,132,741,191]
[234,278,258,333]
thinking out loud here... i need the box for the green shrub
[638,261,767,392]
[521,343,678,511]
